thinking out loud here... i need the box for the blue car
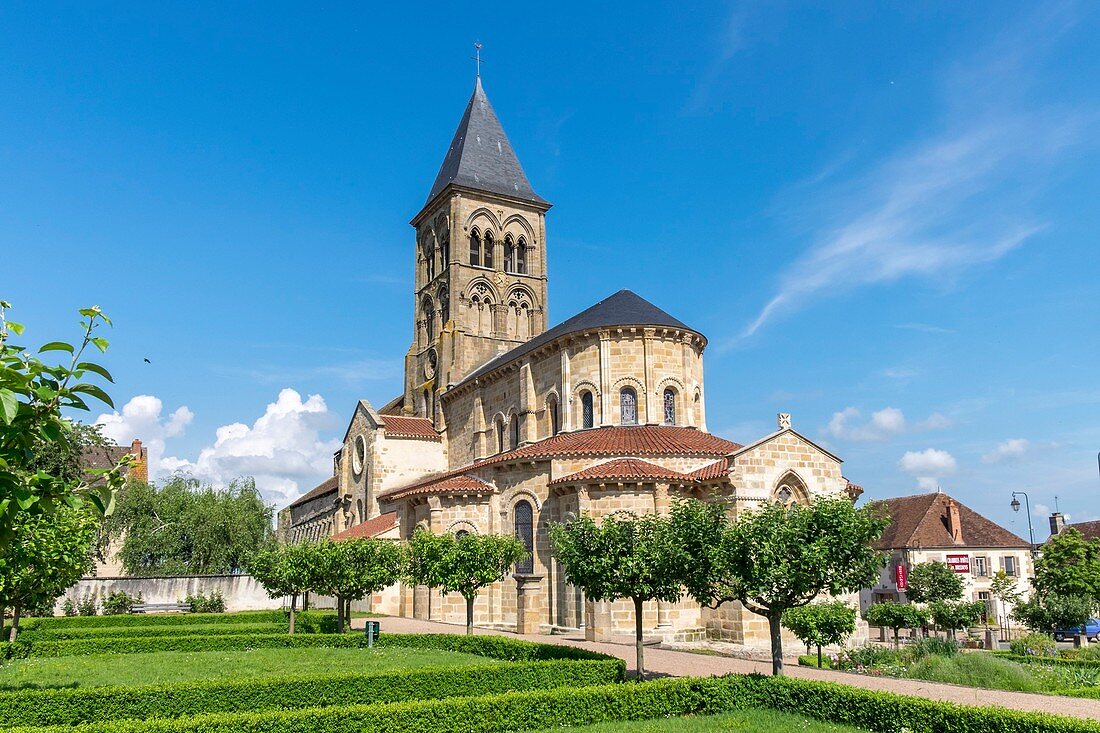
[1054,618,1100,642]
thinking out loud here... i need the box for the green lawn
[0,646,499,690]
[530,710,867,732]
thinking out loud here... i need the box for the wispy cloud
[894,323,956,335]
[825,406,950,442]
[218,358,400,388]
[983,437,1030,463]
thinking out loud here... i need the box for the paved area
[358,615,1100,721]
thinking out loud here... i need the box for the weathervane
[472,42,483,78]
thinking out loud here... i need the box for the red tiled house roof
[870,492,1029,550]
[1064,520,1100,541]
[332,511,399,541]
[549,458,692,486]
[288,476,339,509]
[380,416,441,441]
[385,475,494,502]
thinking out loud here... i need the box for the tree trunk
[466,595,475,636]
[817,644,822,668]
[767,611,785,676]
[344,598,352,628]
[289,594,297,635]
[302,591,309,611]
[8,606,20,643]
[893,627,900,650]
[633,597,645,681]
[336,595,345,633]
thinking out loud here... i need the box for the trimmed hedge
[19,611,288,630]
[16,622,288,641]
[994,652,1100,669]
[0,659,623,727]
[7,674,1099,733]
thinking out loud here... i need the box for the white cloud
[826,407,906,442]
[983,438,1030,463]
[899,448,958,490]
[161,389,341,507]
[96,395,194,472]
[882,367,920,379]
[917,413,953,430]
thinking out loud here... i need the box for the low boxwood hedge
[7,674,1099,733]
[0,659,623,727]
[15,622,288,641]
[19,611,287,631]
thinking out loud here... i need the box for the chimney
[129,438,148,483]
[1049,512,1066,537]
[945,498,963,544]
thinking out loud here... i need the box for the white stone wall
[58,575,283,615]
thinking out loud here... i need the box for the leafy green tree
[314,538,405,633]
[667,497,889,675]
[248,542,322,634]
[930,600,986,640]
[550,512,683,680]
[782,601,856,667]
[989,569,1021,635]
[0,506,98,640]
[103,477,275,575]
[0,302,125,544]
[407,530,526,636]
[864,601,929,649]
[1012,593,1093,634]
[904,561,964,604]
[1035,529,1100,606]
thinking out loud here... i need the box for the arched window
[455,529,469,539]
[422,299,435,342]
[580,391,595,429]
[439,232,449,267]
[504,235,516,273]
[496,418,505,454]
[424,239,435,281]
[620,387,637,425]
[439,288,449,327]
[514,500,534,574]
[517,238,527,274]
[663,388,676,425]
[548,394,560,436]
[510,413,520,449]
[469,230,481,266]
[423,389,432,421]
[776,485,794,506]
[483,232,494,269]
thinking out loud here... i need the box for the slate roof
[870,492,1030,550]
[549,458,692,486]
[381,415,441,441]
[455,290,700,388]
[425,78,547,207]
[332,511,399,541]
[82,444,133,471]
[288,476,339,509]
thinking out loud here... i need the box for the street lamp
[1011,491,1036,553]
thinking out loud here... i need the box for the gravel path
[360,615,1100,721]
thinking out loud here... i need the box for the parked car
[1053,618,1100,642]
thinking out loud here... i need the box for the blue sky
[4,2,1098,538]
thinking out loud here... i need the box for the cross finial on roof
[472,42,483,78]
[777,413,791,430]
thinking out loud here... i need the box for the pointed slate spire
[426,78,547,207]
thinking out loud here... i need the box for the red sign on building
[895,563,907,590]
[946,554,970,573]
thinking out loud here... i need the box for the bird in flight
[143,358,152,364]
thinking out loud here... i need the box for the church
[278,76,864,644]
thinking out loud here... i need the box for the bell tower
[404,77,551,423]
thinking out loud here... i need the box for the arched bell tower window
[504,235,516,273]
[439,231,449,267]
[469,230,481,266]
[663,388,677,425]
[517,237,528,274]
[483,232,494,269]
[514,500,534,574]
[438,287,449,327]
[423,237,435,281]
[580,391,595,429]
[422,298,435,343]
[510,413,520,449]
[620,387,638,425]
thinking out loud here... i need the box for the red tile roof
[1064,521,1100,541]
[383,474,495,502]
[288,476,339,508]
[870,492,1030,550]
[381,416,441,441]
[550,457,692,486]
[689,457,730,481]
[332,511,399,541]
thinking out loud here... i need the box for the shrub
[102,591,143,616]
[1010,632,1057,657]
[909,636,960,658]
[184,589,225,613]
[76,595,98,616]
[781,602,855,667]
[863,600,928,649]
[60,598,77,617]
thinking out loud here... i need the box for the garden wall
[59,575,282,614]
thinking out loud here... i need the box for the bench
[131,602,191,614]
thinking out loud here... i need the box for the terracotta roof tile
[1064,521,1100,541]
[550,458,692,486]
[384,474,494,502]
[870,492,1029,550]
[381,416,441,441]
[288,476,339,509]
[332,511,399,541]
[689,458,730,481]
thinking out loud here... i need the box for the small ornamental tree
[864,600,929,649]
[667,497,889,676]
[1035,529,1100,606]
[314,538,405,633]
[248,543,321,634]
[1012,592,1093,634]
[989,569,1021,635]
[550,512,683,680]
[781,601,856,668]
[406,529,454,604]
[0,506,98,640]
[930,600,986,640]
[904,561,964,604]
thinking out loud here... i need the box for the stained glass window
[581,391,594,429]
[620,388,637,425]
[663,388,676,425]
[514,501,534,574]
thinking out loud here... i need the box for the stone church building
[279,77,864,644]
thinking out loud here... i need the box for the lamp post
[1010,491,1036,553]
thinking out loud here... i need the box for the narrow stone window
[422,299,435,342]
[620,387,637,425]
[496,418,505,454]
[517,238,527,274]
[504,235,516,273]
[439,232,449,267]
[439,288,449,326]
[510,413,520,449]
[514,500,534,574]
[580,391,594,429]
[483,232,494,269]
[663,388,676,425]
[469,230,481,266]
[548,395,560,436]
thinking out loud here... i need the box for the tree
[313,538,405,633]
[247,543,321,634]
[550,512,683,680]
[407,530,526,636]
[782,601,856,668]
[0,302,125,545]
[1012,593,1093,634]
[0,506,98,640]
[930,600,986,640]
[905,561,964,604]
[1034,529,1100,606]
[864,601,929,649]
[103,477,275,575]
[989,570,1021,636]
[667,497,889,675]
